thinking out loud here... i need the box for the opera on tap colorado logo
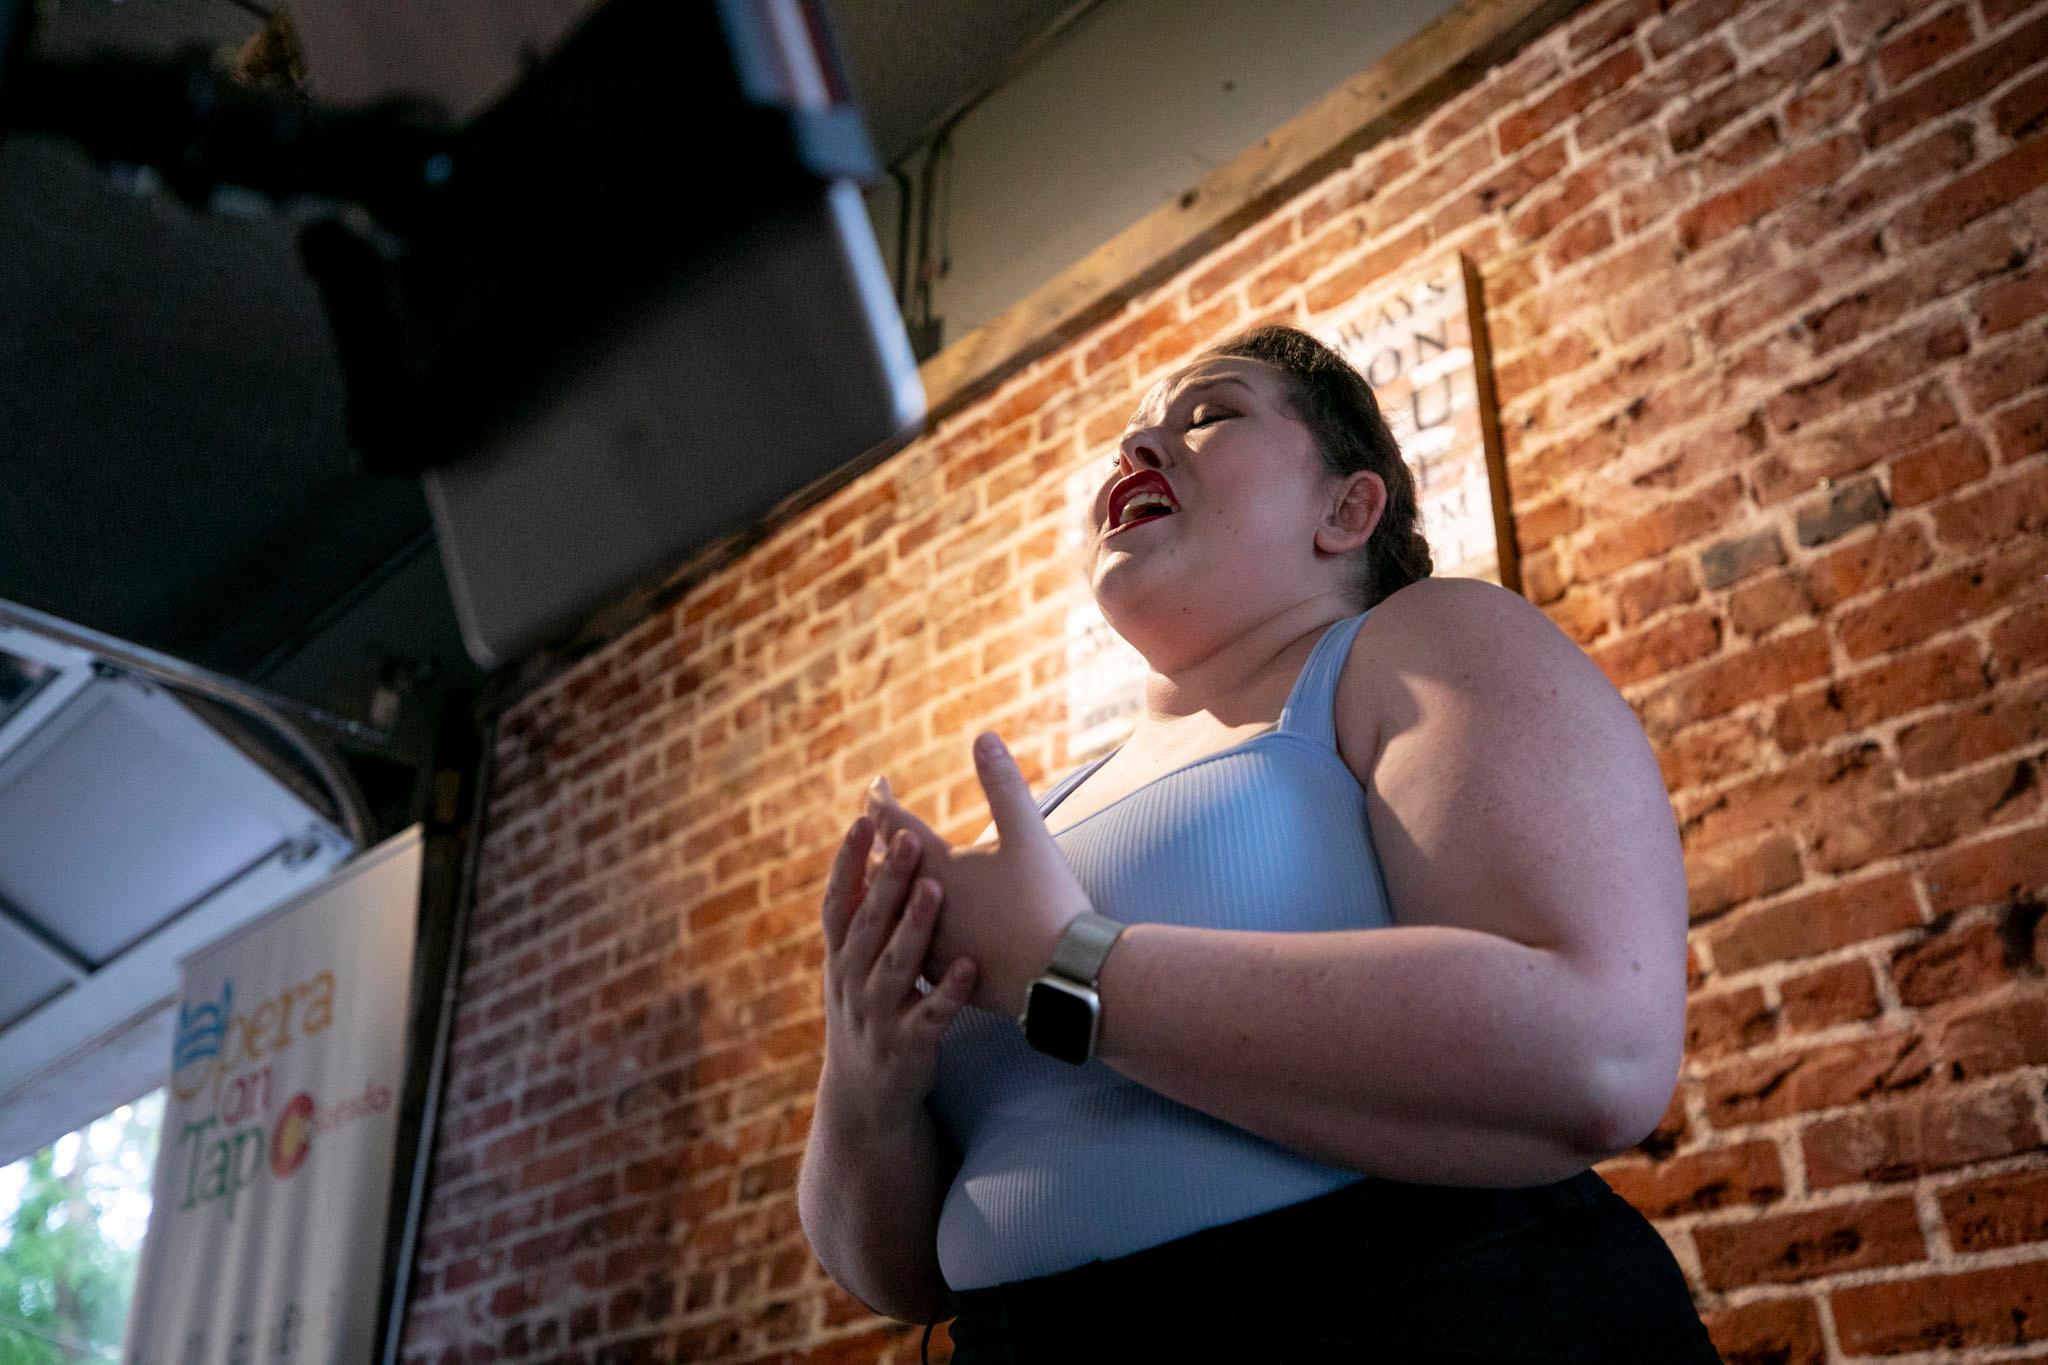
[168,969,390,1220]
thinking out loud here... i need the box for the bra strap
[1037,747,1115,818]
[1046,607,1373,809]
[1275,608,1373,750]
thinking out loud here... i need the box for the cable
[0,599,376,849]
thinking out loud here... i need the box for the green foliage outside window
[0,1094,164,1364]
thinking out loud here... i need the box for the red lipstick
[1106,469,1179,531]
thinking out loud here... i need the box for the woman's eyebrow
[1182,376,1254,401]
[1122,376,1255,436]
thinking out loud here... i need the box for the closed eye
[1105,410,1232,466]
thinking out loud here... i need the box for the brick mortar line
[1666,1141,2045,1235]
[1687,1226,2048,1307]
[1672,1061,2046,1169]
[1703,922,2027,1005]
[1676,793,2040,916]
[1652,648,2035,791]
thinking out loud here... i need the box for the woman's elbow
[1581,1032,1682,1157]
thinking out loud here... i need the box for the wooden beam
[914,0,1591,424]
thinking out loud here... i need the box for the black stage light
[2,0,924,669]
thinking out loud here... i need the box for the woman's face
[1085,356,1337,632]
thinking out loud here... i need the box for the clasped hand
[864,731,1096,1018]
[813,731,1098,1128]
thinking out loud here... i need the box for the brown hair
[1195,324,1433,609]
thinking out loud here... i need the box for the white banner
[123,827,423,1365]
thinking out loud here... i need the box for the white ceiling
[0,622,350,1163]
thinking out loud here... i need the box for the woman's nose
[1116,429,1170,470]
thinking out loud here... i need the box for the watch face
[1024,979,1097,1063]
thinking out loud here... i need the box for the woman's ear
[1314,471,1387,555]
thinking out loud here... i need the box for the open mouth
[1106,472,1180,536]
[1114,493,1179,532]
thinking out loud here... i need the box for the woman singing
[797,326,1720,1362]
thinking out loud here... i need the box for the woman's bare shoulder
[1368,574,1535,626]
[1335,577,1572,785]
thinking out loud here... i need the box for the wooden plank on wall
[916,0,1591,423]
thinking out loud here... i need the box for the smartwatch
[1017,911,1127,1065]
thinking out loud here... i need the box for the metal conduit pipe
[0,598,377,851]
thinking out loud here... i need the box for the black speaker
[1,0,925,671]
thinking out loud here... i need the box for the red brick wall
[399,0,2048,1360]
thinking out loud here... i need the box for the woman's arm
[1091,579,1688,1186]
[801,815,980,1324]
[1090,922,1623,1186]
[798,1080,958,1324]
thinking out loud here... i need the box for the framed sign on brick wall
[1061,598,1147,760]
[1315,250,1520,595]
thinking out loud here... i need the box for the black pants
[927,1168,1723,1363]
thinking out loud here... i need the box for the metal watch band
[1046,910,1126,985]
